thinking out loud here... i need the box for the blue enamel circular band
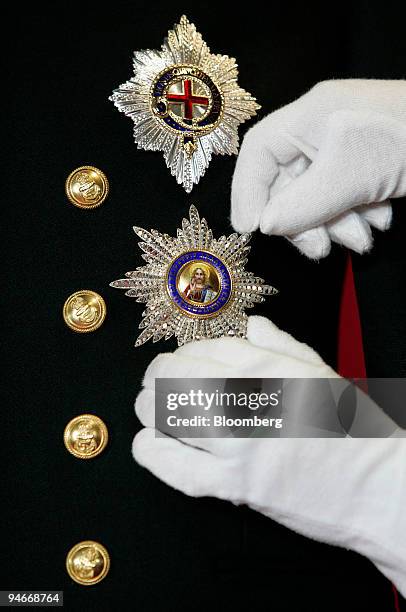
[152,67,222,133]
[167,251,232,316]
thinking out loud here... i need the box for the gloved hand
[133,316,406,597]
[231,79,406,259]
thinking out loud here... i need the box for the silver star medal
[110,206,278,346]
[109,15,260,192]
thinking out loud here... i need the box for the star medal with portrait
[110,206,278,346]
[109,15,259,192]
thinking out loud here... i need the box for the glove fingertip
[288,227,331,260]
[143,352,174,387]
[360,201,393,232]
[230,205,260,233]
[132,428,155,464]
[135,388,155,428]
[247,315,280,347]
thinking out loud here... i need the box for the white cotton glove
[133,316,406,597]
[231,79,406,259]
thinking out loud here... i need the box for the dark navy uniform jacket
[4,2,405,610]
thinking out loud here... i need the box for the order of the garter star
[109,15,260,192]
[110,206,278,347]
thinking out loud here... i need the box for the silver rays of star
[110,205,278,347]
[109,15,260,192]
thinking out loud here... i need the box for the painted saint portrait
[177,262,220,305]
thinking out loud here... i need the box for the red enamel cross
[166,79,209,119]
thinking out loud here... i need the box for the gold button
[63,290,106,333]
[66,541,110,585]
[64,414,108,460]
[65,166,109,209]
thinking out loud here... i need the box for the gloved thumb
[247,316,328,365]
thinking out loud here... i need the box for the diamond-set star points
[110,205,278,346]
